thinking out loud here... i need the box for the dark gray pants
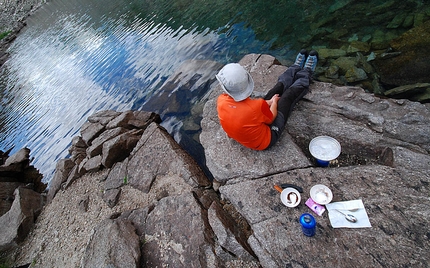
[264,65,311,149]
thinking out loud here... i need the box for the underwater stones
[387,14,407,29]
[356,52,374,73]
[384,83,430,102]
[384,83,430,96]
[331,57,356,74]
[312,16,430,102]
[402,14,415,28]
[372,20,430,96]
[370,30,392,50]
[141,59,222,117]
[347,40,370,54]
[328,0,353,13]
[325,65,339,79]
[345,67,368,82]
[413,12,427,27]
[317,48,347,59]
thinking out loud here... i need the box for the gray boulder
[80,218,141,268]
[0,187,44,252]
[80,121,105,146]
[142,193,219,267]
[48,110,161,198]
[47,158,74,203]
[86,127,128,158]
[0,147,45,219]
[4,148,30,167]
[127,122,211,193]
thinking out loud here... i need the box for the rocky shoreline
[0,1,429,267]
[1,53,429,267]
[0,0,46,34]
[0,0,47,66]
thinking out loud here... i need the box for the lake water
[0,0,427,184]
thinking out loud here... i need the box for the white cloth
[325,199,371,228]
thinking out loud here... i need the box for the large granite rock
[200,54,430,267]
[46,159,74,203]
[47,110,162,201]
[81,218,141,267]
[0,187,44,252]
[14,111,258,267]
[0,147,45,252]
[200,54,312,182]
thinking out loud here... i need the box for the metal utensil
[335,209,358,223]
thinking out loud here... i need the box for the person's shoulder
[246,97,265,104]
[218,93,235,102]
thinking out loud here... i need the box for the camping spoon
[335,209,358,223]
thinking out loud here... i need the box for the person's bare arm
[266,94,280,123]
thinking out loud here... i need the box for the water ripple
[0,0,221,183]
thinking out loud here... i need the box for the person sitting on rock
[215,50,318,150]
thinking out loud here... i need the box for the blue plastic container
[300,213,316,237]
[309,136,341,168]
[316,159,330,167]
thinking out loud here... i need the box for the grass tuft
[0,31,11,40]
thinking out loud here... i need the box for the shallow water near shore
[0,0,428,183]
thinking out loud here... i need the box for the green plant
[0,31,11,40]
[123,176,128,184]
[0,257,11,268]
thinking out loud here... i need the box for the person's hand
[266,94,280,107]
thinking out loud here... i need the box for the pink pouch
[305,198,326,216]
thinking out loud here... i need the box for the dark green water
[0,0,428,183]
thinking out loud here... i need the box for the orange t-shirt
[217,94,273,150]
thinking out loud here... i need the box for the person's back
[217,94,273,150]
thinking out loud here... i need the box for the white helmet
[215,63,254,101]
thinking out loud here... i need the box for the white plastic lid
[309,136,341,161]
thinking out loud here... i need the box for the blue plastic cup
[300,213,316,237]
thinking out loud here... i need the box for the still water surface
[0,0,425,184]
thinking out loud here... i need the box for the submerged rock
[372,20,430,95]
